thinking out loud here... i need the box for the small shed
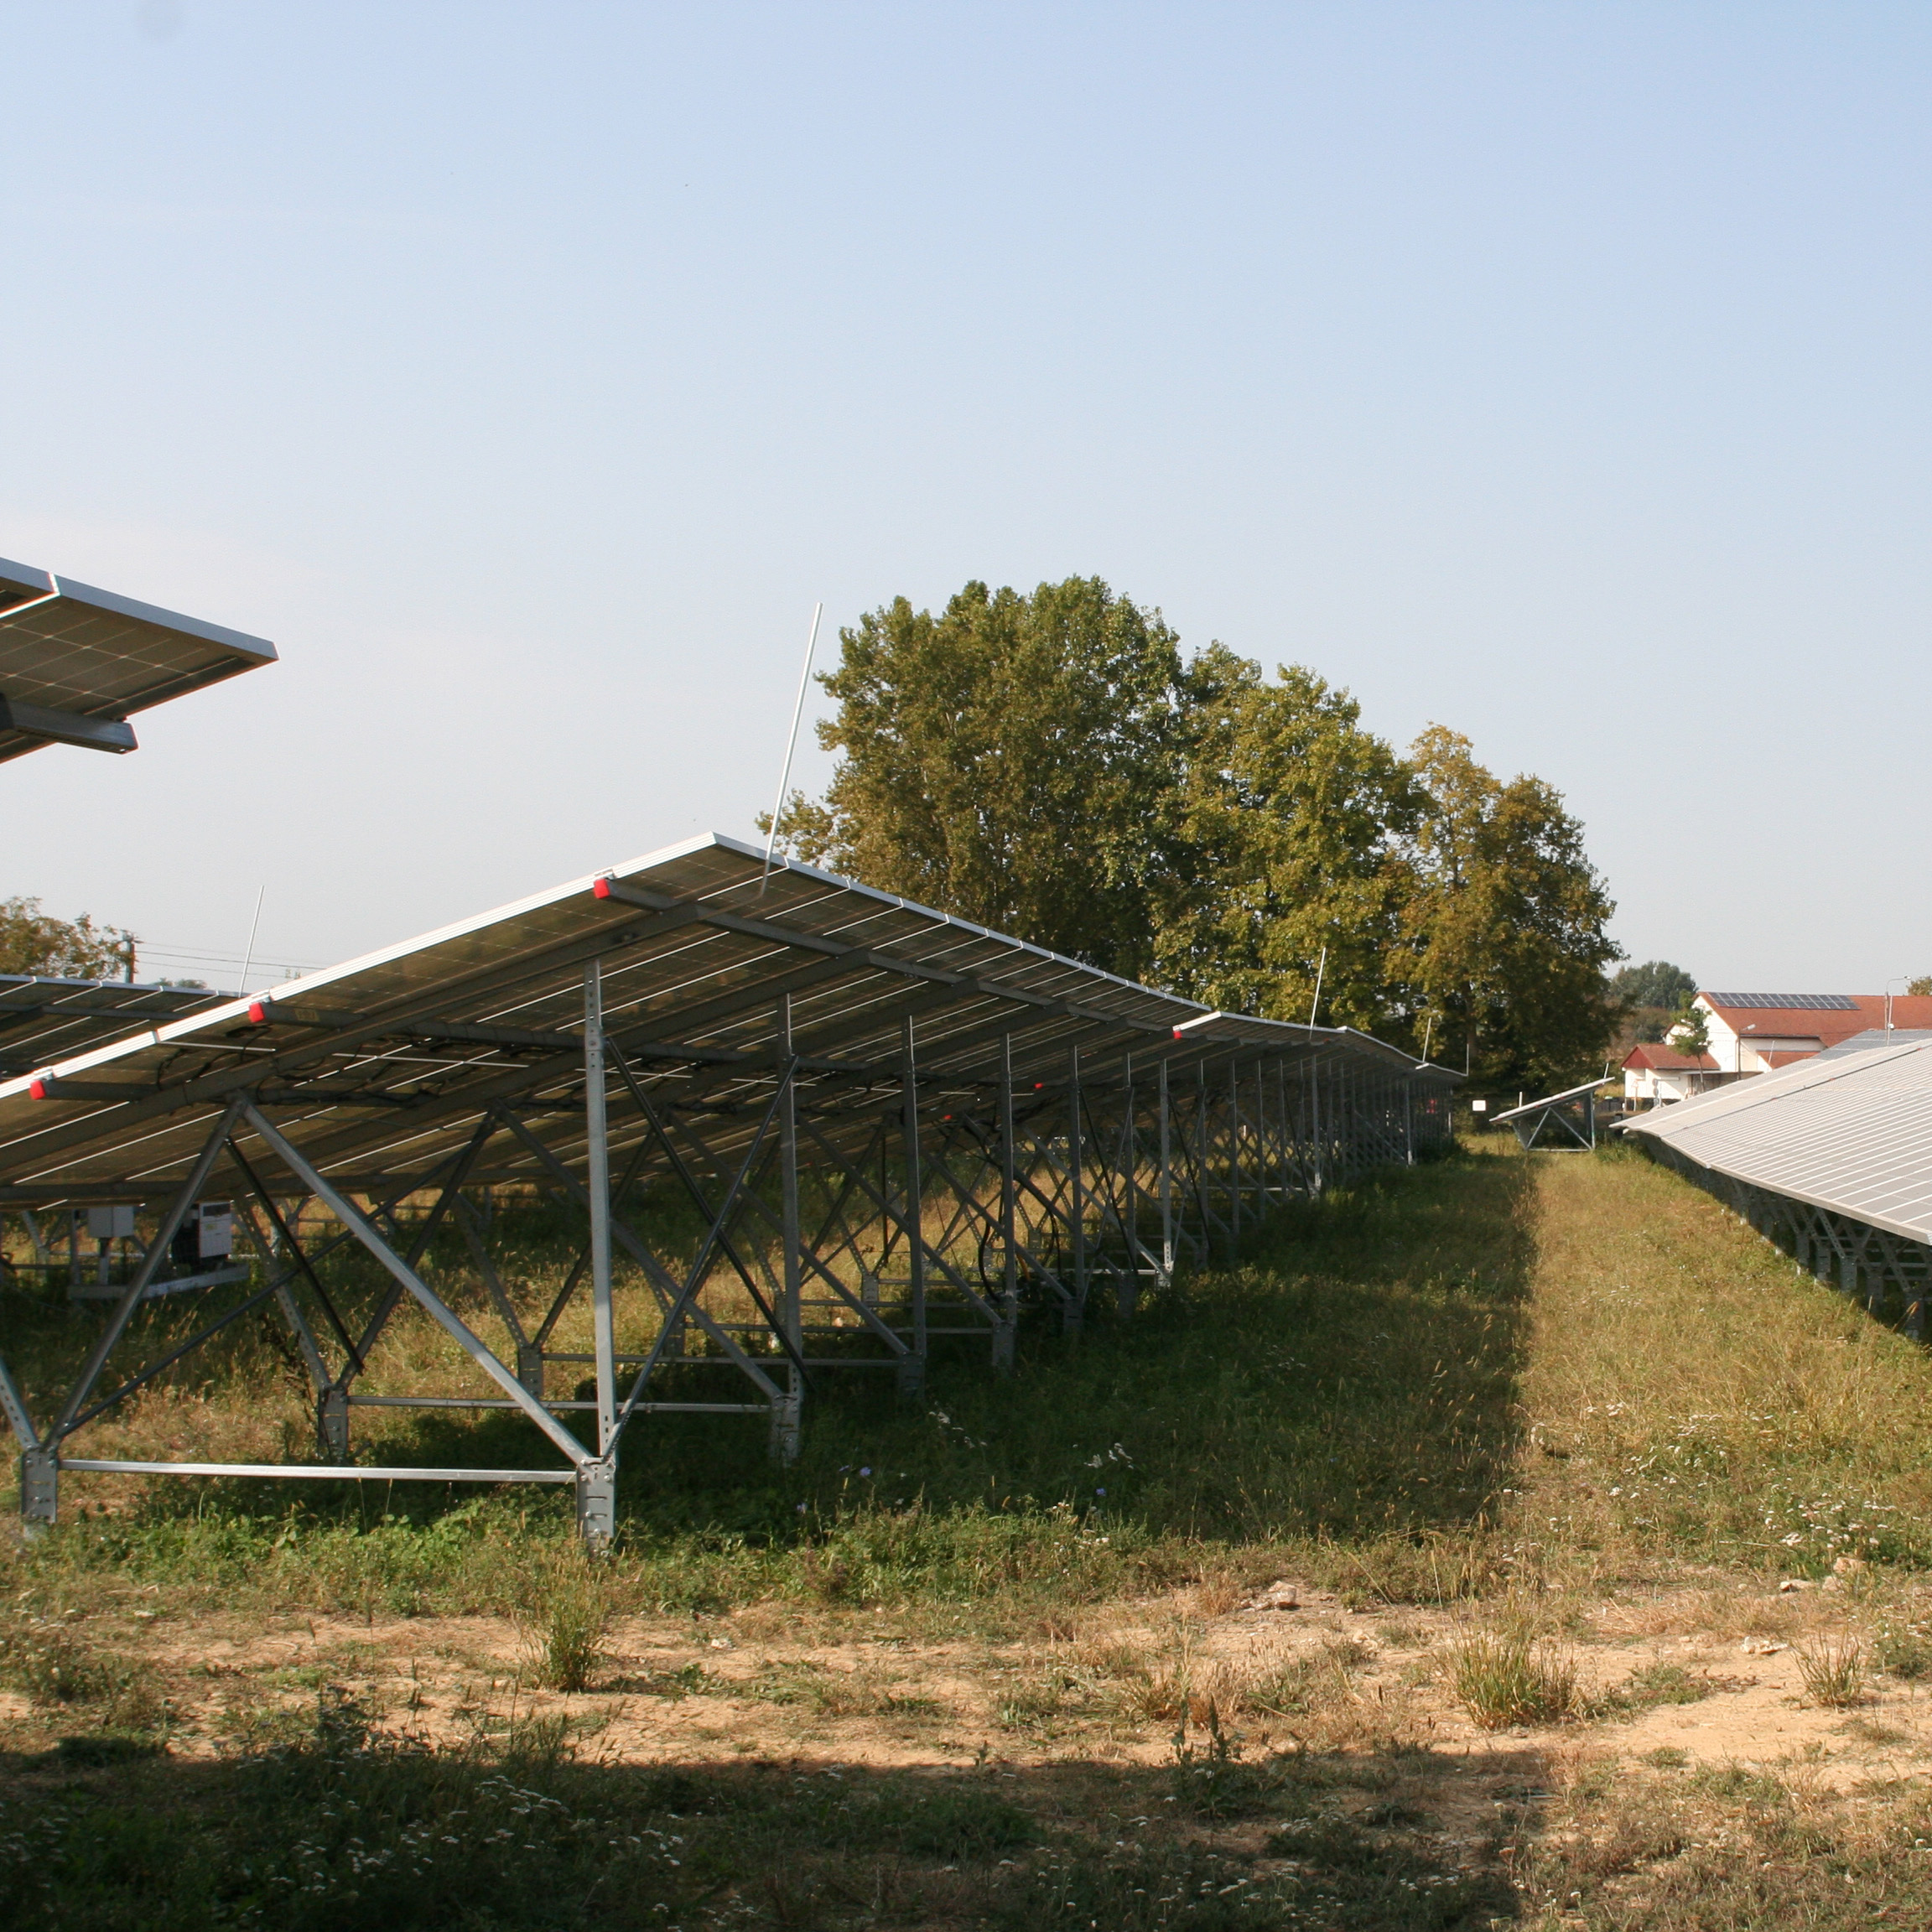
[1623,1041,1720,1106]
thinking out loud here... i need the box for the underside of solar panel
[0,555,276,762]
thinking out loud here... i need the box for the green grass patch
[2,1149,1536,1629]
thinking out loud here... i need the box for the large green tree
[1150,647,1425,1033]
[1400,727,1622,1088]
[779,579,1623,1081]
[1611,959,1699,1047]
[781,578,1187,979]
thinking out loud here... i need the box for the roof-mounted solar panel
[1701,993,1861,1010]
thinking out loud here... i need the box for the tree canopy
[0,897,137,980]
[776,577,1622,1088]
[1400,726,1621,1088]
[1612,961,1697,1010]
[780,578,1186,981]
[1151,647,1423,1033]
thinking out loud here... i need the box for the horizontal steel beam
[58,1458,575,1483]
[247,1001,582,1053]
[0,696,136,754]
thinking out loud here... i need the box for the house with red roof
[1691,992,1932,1074]
[1623,991,1932,1104]
[1621,1040,1721,1104]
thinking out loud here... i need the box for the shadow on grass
[9,1148,1540,1614]
[0,1719,1530,1932]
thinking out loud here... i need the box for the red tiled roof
[1623,1042,1719,1071]
[1758,1049,1818,1067]
[1701,995,1932,1050]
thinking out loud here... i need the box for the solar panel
[1623,1037,1932,1242]
[1701,993,1861,1010]
[1490,1078,1610,1123]
[0,977,228,1081]
[0,557,276,762]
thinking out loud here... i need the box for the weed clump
[0,1615,171,1739]
[1795,1634,1867,1707]
[1873,1623,1932,1680]
[1446,1628,1578,1728]
[521,1555,610,1694]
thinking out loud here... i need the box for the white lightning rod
[237,884,267,996]
[761,601,823,895]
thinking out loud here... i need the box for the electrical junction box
[87,1204,137,1240]
[170,1200,235,1270]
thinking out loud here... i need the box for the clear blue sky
[6,3,1929,993]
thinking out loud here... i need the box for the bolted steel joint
[767,1385,802,1465]
[20,1446,56,1534]
[515,1343,545,1400]
[575,1458,617,1546]
[317,1387,351,1462]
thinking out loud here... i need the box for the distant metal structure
[0,836,1459,1540]
[0,556,275,761]
[1491,1078,1606,1151]
[1623,1031,1932,1338]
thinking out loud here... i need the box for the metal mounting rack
[0,835,1458,1540]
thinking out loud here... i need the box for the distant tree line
[0,897,137,980]
[771,576,1623,1090]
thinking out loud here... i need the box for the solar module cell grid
[0,977,228,1080]
[0,555,275,762]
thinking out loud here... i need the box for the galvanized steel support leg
[1158,1058,1174,1290]
[1068,1045,1087,1330]
[1229,1058,1242,1253]
[318,1386,350,1462]
[2,1355,52,1535]
[576,1458,616,1545]
[584,963,618,1463]
[1119,1057,1140,1319]
[1893,1244,1924,1337]
[992,1033,1018,1372]
[900,1015,927,1396]
[773,995,805,1458]
[19,1446,56,1533]
[1310,1057,1324,1195]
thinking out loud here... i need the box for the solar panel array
[1701,993,1860,1010]
[0,555,276,762]
[1623,1036,1932,1243]
[0,834,1447,1207]
[0,834,1459,1529]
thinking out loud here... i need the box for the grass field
[8,1137,1932,1928]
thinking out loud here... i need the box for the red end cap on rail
[29,1078,49,1100]
[247,1002,270,1025]
[592,877,613,900]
